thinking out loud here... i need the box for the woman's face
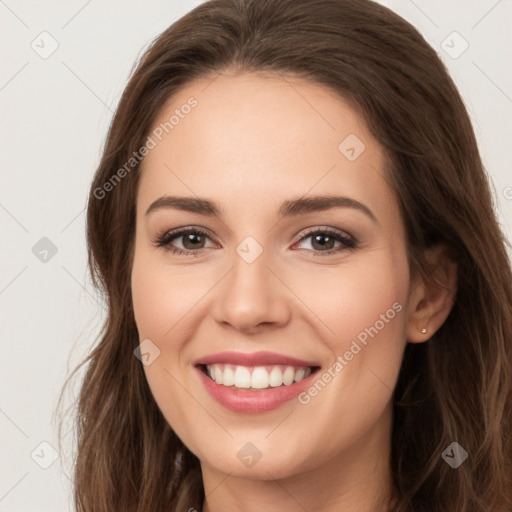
[131,72,414,480]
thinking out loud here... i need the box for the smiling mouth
[198,363,320,391]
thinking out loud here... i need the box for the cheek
[299,252,409,353]
[305,252,410,405]
[279,258,409,465]
[131,260,168,341]
[131,250,201,342]
[337,270,406,346]
[131,251,207,447]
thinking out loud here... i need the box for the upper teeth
[206,364,312,389]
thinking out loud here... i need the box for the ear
[405,244,458,343]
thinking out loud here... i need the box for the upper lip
[194,351,319,368]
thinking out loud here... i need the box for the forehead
[137,72,397,225]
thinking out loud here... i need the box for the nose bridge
[212,235,291,330]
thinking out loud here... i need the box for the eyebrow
[145,194,378,223]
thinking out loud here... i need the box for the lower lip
[195,366,318,413]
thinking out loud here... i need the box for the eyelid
[153,226,217,248]
[153,225,358,256]
[293,225,353,242]
[291,225,357,253]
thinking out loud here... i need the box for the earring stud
[421,328,427,334]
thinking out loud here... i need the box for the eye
[153,227,215,256]
[153,226,358,257]
[293,227,357,256]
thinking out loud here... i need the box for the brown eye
[181,232,206,250]
[154,227,215,255]
[294,228,357,256]
[310,233,337,251]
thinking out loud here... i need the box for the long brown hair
[56,0,512,510]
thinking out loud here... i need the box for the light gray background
[1,1,511,511]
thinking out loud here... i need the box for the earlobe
[405,245,458,343]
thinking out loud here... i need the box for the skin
[131,71,457,512]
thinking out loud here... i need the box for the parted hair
[57,0,512,510]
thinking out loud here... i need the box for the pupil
[314,234,333,250]
[184,233,203,249]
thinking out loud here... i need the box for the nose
[210,245,292,333]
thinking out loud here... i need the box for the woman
[58,0,512,510]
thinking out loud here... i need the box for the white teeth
[282,366,295,386]
[251,367,269,389]
[269,367,283,387]
[205,363,314,389]
[233,366,251,388]
[294,367,305,382]
[223,365,235,386]
[214,365,223,385]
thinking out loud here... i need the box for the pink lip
[194,350,318,367]
[195,368,318,413]
[194,351,320,414]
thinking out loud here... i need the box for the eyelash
[152,226,358,257]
